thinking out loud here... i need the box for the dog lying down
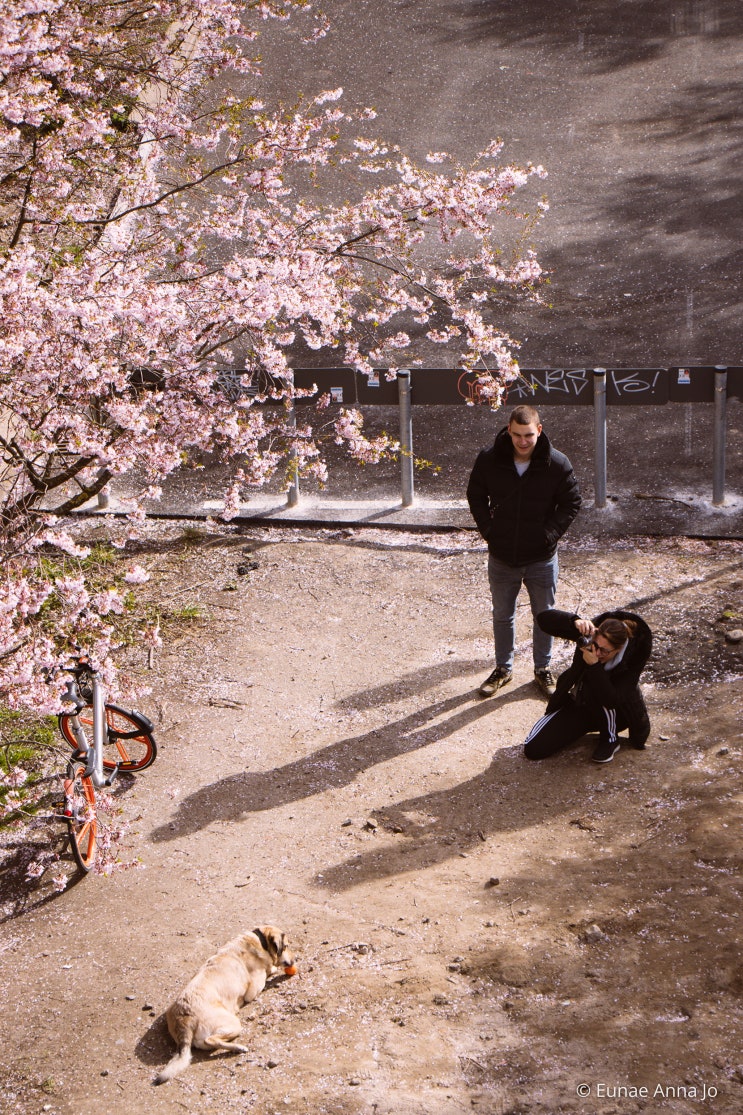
[154,925,296,1084]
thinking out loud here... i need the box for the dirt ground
[2,519,743,1115]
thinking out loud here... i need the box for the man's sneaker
[534,668,556,697]
[478,666,512,697]
[592,739,620,763]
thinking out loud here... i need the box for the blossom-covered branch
[0,0,547,709]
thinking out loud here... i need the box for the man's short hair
[508,404,541,427]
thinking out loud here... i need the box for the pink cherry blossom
[124,565,151,585]
[0,0,546,715]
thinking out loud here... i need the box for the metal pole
[286,401,300,508]
[712,366,728,506]
[593,368,607,509]
[92,674,106,789]
[397,369,414,507]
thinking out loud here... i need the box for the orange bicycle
[57,663,157,872]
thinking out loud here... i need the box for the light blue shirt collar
[604,640,628,670]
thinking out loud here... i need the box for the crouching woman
[523,609,652,763]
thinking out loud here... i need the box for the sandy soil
[2,521,742,1115]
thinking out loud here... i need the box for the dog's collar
[253,927,272,957]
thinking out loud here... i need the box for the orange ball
[283,964,297,977]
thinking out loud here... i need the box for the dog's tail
[153,1040,193,1085]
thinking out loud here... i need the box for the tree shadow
[436,0,743,74]
[0,772,148,923]
[483,50,743,364]
[624,557,743,614]
[0,829,88,923]
[149,672,535,842]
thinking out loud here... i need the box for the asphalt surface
[257,0,743,368]
[99,1,743,538]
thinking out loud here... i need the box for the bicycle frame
[63,670,117,789]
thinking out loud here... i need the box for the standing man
[467,404,581,698]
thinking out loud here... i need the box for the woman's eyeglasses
[592,640,614,657]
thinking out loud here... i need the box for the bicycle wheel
[59,704,157,772]
[64,760,97,873]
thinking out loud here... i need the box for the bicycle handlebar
[62,678,88,712]
[62,660,96,704]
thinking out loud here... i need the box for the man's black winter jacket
[466,428,581,566]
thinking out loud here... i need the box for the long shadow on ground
[149,669,534,842]
[315,737,640,891]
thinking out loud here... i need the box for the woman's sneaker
[478,666,512,697]
[592,739,620,763]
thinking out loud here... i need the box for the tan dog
[154,926,295,1084]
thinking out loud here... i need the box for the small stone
[583,924,604,943]
[433,993,449,1005]
[341,818,353,827]
[100,1070,109,1077]
[484,877,500,888]
[125,994,135,1001]
[363,818,377,831]
[658,734,670,741]
[717,747,729,756]
[725,628,743,643]
[266,1059,279,1070]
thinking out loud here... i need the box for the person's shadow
[150,659,535,843]
[315,729,612,891]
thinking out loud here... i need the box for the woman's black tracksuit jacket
[524,608,653,758]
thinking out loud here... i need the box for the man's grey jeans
[487,552,558,671]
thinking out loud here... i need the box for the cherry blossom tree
[0,0,547,713]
